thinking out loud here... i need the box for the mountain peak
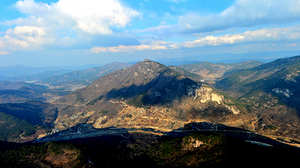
[139,59,160,65]
[58,60,192,106]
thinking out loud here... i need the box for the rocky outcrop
[194,86,223,104]
[194,85,240,114]
[223,105,240,114]
[182,137,204,151]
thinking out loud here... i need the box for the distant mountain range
[0,62,132,103]
[40,62,132,86]
[0,81,69,104]
[6,69,72,82]
[179,60,262,81]
[1,62,132,85]
[155,50,300,65]
[0,65,70,80]
[0,81,48,90]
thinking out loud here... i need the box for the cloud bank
[92,25,300,53]
[91,41,167,53]
[179,26,300,48]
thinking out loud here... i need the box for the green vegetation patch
[149,133,229,167]
[0,112,36,141]
[149,137,182,159]
[213,89,246,112]
[87,95,104,105]
[0,100,49,126]
[126,114,133,118]
[101,111,108,114]
[127,94,146,107]
[265,125,277,130]
[0,141,85,167]
[75,92,84,103]
[183,133,227,146]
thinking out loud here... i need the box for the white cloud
[178,26,300,48]
[0,40,5,48]
[91,41,167,53]
[140,0,300,36]
[0,0,141,52]
[9,0,141,35]
[0,26,56,50]
[0,36,29,50]
[14,0,51,16]
[181,0,300,33]
[0,51,9,55]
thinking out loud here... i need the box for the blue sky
[1,0,300,66]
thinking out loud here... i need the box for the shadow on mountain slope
[104,73,200,107]
[170,122,289,146]
[76,122,300,167]
[41,122,300,150]
[0,100,58,126]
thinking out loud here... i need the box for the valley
[179,60,262,83]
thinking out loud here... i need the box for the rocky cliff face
[195,86,223,103]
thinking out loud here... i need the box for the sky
[1,0,300,67]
